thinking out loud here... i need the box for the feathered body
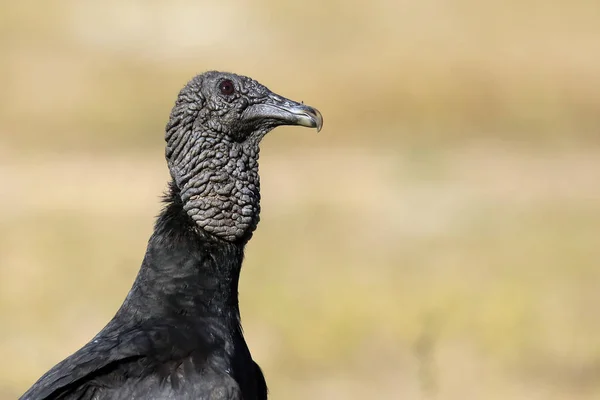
[21,71,322,400]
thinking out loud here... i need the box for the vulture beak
[242,94,323,132]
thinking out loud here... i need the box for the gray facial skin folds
[20,71,322,400]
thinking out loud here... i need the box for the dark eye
[219,79,235,95]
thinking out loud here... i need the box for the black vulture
[21,71,323,400]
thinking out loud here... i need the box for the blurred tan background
[1,1,599,399]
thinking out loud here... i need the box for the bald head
[164,71,322,242]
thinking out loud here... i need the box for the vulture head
[165,71,323,243]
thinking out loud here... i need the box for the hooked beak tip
[298,106,323,132]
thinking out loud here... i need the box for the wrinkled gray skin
[166,71,321,242]
[19,71,322,400]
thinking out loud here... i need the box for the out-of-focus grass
[1,0,600,150]
[2,147,599,399]
[1,1,600,399]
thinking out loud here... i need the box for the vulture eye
[219,80,235,95]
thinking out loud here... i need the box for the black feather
[21,183,266,400]
[20,70,321,400]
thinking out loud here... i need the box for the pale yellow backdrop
[1,1,599,399]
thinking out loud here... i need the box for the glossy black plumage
[20,71,321,400]
[22,184,267,400]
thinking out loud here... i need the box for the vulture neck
[123,182,247,323]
